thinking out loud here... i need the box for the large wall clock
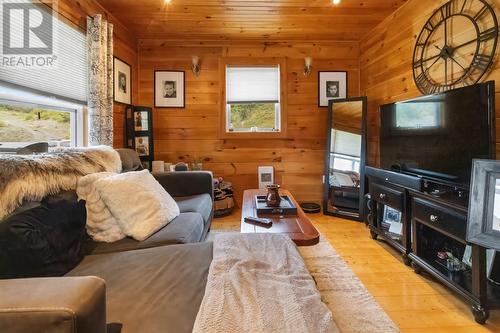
[413,0,498,94]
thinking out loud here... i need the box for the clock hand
[451,38,479,52]
[421,53,441,64]
[448,55,466,71]
[425,55,442,73]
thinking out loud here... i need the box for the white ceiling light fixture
[164,0,172,4]
[332,0,341,4]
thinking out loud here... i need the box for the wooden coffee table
[240,189,320,246]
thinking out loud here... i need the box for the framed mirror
[467,159,500,250]
[323,97,367,221]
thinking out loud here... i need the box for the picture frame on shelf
[113,57,132,104]
[154,70,185,108]
[383,205,403,235]
[318,71,347,107]
[134,110,149,132]
[135,136,150,157]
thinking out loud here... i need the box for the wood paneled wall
[360,0,500,166]
[51,0,138,148]
[138,40,360,203]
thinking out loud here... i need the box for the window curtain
[87,15,113,146]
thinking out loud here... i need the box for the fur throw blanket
[0,146,121,220]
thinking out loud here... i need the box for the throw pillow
[95,170,180,241]
[0,191,87,279]
[76,172,126,242]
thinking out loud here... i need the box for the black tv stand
[365,166,500,324]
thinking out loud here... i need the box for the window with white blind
[0,2,87,149]
[330,129,361,173]
[0,2,88,104]
[225,66,281,132]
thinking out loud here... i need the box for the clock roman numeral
[428,85,439,94]
[460,0,468,14]
[472,54,492,71]
[440,2,452,21]
[474,5,489,21]
[415,73,431,93]
[424,20,435,32]
[413,59,424,69]
[479,27,498,42]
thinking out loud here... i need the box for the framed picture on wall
[135,136,150,157]
[134,110,149,131]
[113,57,132,104]
[154,70,185,108]
[318,71,347,107]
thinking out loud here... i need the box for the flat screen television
[380,81,496,187]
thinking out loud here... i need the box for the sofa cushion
[86,212,205,255]
[0,191,87,279]
[77,172,126,242]
[67,242,213,333]
[95,170,180,241]
[174,193,212,226]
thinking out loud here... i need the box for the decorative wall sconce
[304,57,312,76]
[192,56,201,77]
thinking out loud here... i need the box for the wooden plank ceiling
[96,0,407,41]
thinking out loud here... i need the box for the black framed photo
[114,57,132,104]
[467,159,500,251]
[154,70,185,108]
[134,136,150,157]
[318,71,348,107]
[134,110,149,132]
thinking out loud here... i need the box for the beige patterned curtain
[87,15,114,146]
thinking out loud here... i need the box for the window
[0,3,87,150]
[226,66,281,133]
[330,129,362,173]
[0,85,84,149]
[331,153,361,173]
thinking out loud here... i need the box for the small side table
[213,178,235,218]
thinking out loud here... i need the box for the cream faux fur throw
[0,146,121,221]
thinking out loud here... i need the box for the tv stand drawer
[370,183,404,211]
[412,197,466,241]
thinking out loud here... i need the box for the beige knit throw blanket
[193,233,339,333]
[0,146,121,220]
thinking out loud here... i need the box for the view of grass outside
[229,103,277,130]
[0,104,71,146]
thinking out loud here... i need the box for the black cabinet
[366,167,500,324]
[367,176,411,265]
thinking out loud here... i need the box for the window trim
[219,57,288,139]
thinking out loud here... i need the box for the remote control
[244,216,273,226]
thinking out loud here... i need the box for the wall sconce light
[192,56,201,77]
[304,57,312,76]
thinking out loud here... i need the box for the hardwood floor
[212,210,500,332]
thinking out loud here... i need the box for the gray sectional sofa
[0,152,215,333]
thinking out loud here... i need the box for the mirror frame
[467,159,500,250]
[323,96,367,222]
